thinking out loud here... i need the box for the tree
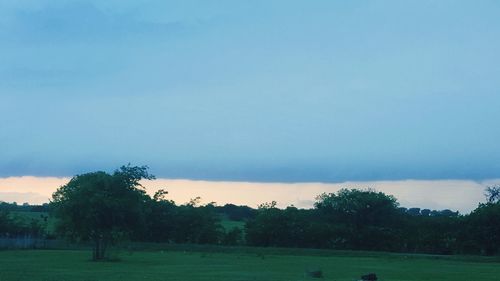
[420,209,431,217]
[314,188,402,250]
[245,201,288,247]
[51,165,154,260]
[0,211,13,236]
[140,189,177,242]
[315,188,400,226]
[171,201,223,244]
[245,202,324,248]
[466,202,500,255]
[216,204,257,221]
[485,185,500,204]
[0,210,46,238]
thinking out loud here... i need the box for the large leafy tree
[51,165,154,260]
[314,188,402,250]
[245,204,319,248]
[466,202,500,255]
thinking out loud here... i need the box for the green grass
[0,248,499,281]
[220,218,246,231]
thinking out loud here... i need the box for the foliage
[133,192,224,245]
[170,203,223,244]
[314,188,400,226]
[244,188,479,254]
[465,202,500,255]
[484,185,500,204]
[215,204,257,221]
[17,177,500,257]
[221,227,244,245]
[0,210,46,238]
[314,188,402,250]
[0,202,49,213]
[50,165,154,260]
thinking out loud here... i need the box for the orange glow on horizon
[0,176,497,213]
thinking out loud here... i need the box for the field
[1,248,499,281]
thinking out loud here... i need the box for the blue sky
[1,0,500,182]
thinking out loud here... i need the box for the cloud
[0,1,500,182]
[0,192,49,205]
[0,1,195,95]
[0,177,493,213]
[0,1,188,44]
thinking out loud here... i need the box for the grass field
[1,248,499,281]
[220,218,246,231]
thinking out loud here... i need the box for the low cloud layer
[1,176,497,213]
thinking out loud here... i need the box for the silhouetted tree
[216,204,257,221]
[407,208,421,216]
[172,202,223,244]
[0,211,13,236]
[466,202,500,255]
[485,185,500,204]
[138,189,177,242]
[315,188,403,250]
[51,165,154,260]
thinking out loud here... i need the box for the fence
[0,237,66,249]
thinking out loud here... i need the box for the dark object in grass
[305,269,323,278]
[361,273,377,280]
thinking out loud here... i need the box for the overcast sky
[1,1,500,183]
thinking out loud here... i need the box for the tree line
[1,165,500,260]
[0,210,46,238]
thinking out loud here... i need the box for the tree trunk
[93,238,106,261]
[100,239,107,260]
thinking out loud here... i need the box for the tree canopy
[40,172,500,258]
[51,165,154,260]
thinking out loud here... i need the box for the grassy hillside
[10,211,56,233]
[219,216,246,231]
[0,249,498,281]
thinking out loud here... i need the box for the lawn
[0,248,499,281]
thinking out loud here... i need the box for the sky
[1,177,498,213]
[1,1,500,211]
